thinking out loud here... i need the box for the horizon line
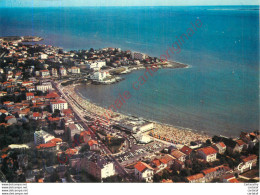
[0,5,259,8]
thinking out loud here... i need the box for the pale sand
[61,84,211,146]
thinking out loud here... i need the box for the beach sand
[61,84,211,146]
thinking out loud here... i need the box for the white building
[59,67,67,76]
[50,99,68,113]
[134,161,154,182]
[40,70,50,78]
[52,68,58,77]
[70,152,116,180]
[70,66,80,74]
[131,52,147,61]
[36,82,52,92]
[119,117,154,134]
[90,71,110,81]
[34,130,55,145]
[197,147,218,162]
[86,61,106,70]
[40,54,48,60]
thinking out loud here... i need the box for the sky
[0,0,259,7]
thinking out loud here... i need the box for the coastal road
[51,81,132,181]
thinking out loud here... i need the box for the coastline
[62,83,211,147]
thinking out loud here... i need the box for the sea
[0,6,259,137]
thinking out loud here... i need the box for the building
[90,71,110,81]
[34,130,55,145]
[26,92,34,100]
[180,145,193,159]
[86,61,106,70]
[237,154,258,173]
[69,152,116,180]
[118,117,154,134]
[40,70,50,78]
[186,173,205,183]
[202,165,229,182]
[197,146,217,162]
[240,131,259,149]
[70,66,80,74]
[59,67,67,76]
[134,161,154,182]
[36,82,52,92]
[170,150,186,162]
[50,99,68,113]
[151,158,167,173]
[51,68,58,77]
[131,52,147,61]
[212,142,226,154]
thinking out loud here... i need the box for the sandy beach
[61,83,211,146]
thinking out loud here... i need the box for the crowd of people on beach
[62,84,211,146]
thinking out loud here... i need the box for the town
[0,36,258,183]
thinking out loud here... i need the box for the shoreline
[61,83,211,147]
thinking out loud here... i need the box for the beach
[61,84,211,146]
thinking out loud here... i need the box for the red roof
[242,155,257,163]
[33,112,40,117]
[52,99,67,104]
[218,142,226,148]
[134,161,153,173]
[152,159,161,167]
[50,138,62,143]
[46,92,59,99]
[180,145,193,155]
[228,178,239,183]
[65,148,77,155]
[36,142,56,149]
[186,173,204,181]
[5,115,14,121]
[159,158,167,164]
[202,167,217,175]
[236,139,246,146]
[198,146,217,156]
[88,140,98,146]
[26,92,34,97]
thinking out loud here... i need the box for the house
[34,130,55,145]
[180,145,193,159]
[236,139,248,152]
[222,138,244,154]
[170,149,186,162]
[212,142,226,154]
[151,158,167,173]
[70,152,115,180]
[88,140,99,151]
[26,92,34,100]
[5,115,17,124]
[237,154,258,173]
[70,66,80,74]
[160,154,176,168]
[202,165,229,182]
[172,159,185,171]
[134,161,154,182]
[59,67,67,76]
[50,99,68,113]
[186,173,205,183]
[240,131,259,149]
[197,146,217,162]
[40,70,50,78]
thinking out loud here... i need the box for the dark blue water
[0,6,259,136]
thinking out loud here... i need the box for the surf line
[160,18,203,62]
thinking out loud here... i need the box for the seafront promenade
[61,84,210,146]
